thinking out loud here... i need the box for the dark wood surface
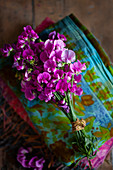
[0,0,113,62]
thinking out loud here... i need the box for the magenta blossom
[57,33,67,41]
[54,69,64,79]
[17,147,31,168]
[70,60,86,73]
[21,80,36,100]
[44,39,54,54]
[75,87,83,96]
[38,91,47,101]
[68,82,77,93]
[13,59,25,70]
[74,74,82,83]
[54,39,66,50]
[38,91,53,102]
[18,33,28,44]
[61,49,76,63]
[22,49,34,61]
[0,44,13,57]
[25,88,36,101]
[44,59,56,73]
[24,25,39,41]
[54,50,62,62]
[29,156,45,170]
[17,147,45,170]
[65,72,72,81]
[34,42,44,54]
[49,50,62,62]
[37,72,51,84]
[40,51,49,62]
[24,25,32,34]
[56,79,68,94]
[14,52,21,62]
[48,31,56,40]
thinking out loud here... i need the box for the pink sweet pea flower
[40,51,49,62]
[44,39,54,54]
[37,72,51,84]
[54,39,66,50]
[74,74,82,83]
[75,87,83,96]
[44,59,56,73]
[48,31,56,40]
[70,60,86,73]
[0,44,13,57]
[29,156,45,170]
[56,79,68,94]
[68,82,77,93]
[54,69,64,79]
[57,33,67,41]
[61,49,76,63]
[22,49,34,61]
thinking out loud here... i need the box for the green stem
[67,92,77,122]
[53,92,70,120]
[54,92,61,101]
[87,156,92,170]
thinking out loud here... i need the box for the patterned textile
[0,14,113,169]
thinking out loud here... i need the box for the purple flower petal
[29,156,38,167]
[37,72,51,84]
[30,30,39,41]
[54,50,62,62]
[38,91,47,101]
[40,51,49,62]
[56,79,68,94]
[24,25,32,34]
[21,159,30,168]
[22,49,34,61]
[44,39,54,54]
[1,44,13,57]
[65,72,72,81]
[54,69,64,79]
[36,157,45,168]
[57,33,67,41]
[18,147,30,154]
[75,87,83,96]
[61,49,76,63]
[13,59,25,70]
[74,74,82,83]
[54,39,66,50]
[44,87,54,96]
[44,59,56,73]
[70,60,86,73]
[48,31,56,40]
[34,42,44,54]
[68,83,77,93]
[25,88,36,101]
[14,52,21,62]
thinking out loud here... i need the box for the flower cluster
[17,147,45,170]
[1,26,97,169]
[1,26,86,107]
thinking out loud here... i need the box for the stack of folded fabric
[0,14,113,169]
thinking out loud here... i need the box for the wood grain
[0,0,113,62]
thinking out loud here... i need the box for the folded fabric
[0,14,113,169]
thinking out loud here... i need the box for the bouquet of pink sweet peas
[1,25,98,169]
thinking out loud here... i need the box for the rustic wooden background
[0,0,113,63]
